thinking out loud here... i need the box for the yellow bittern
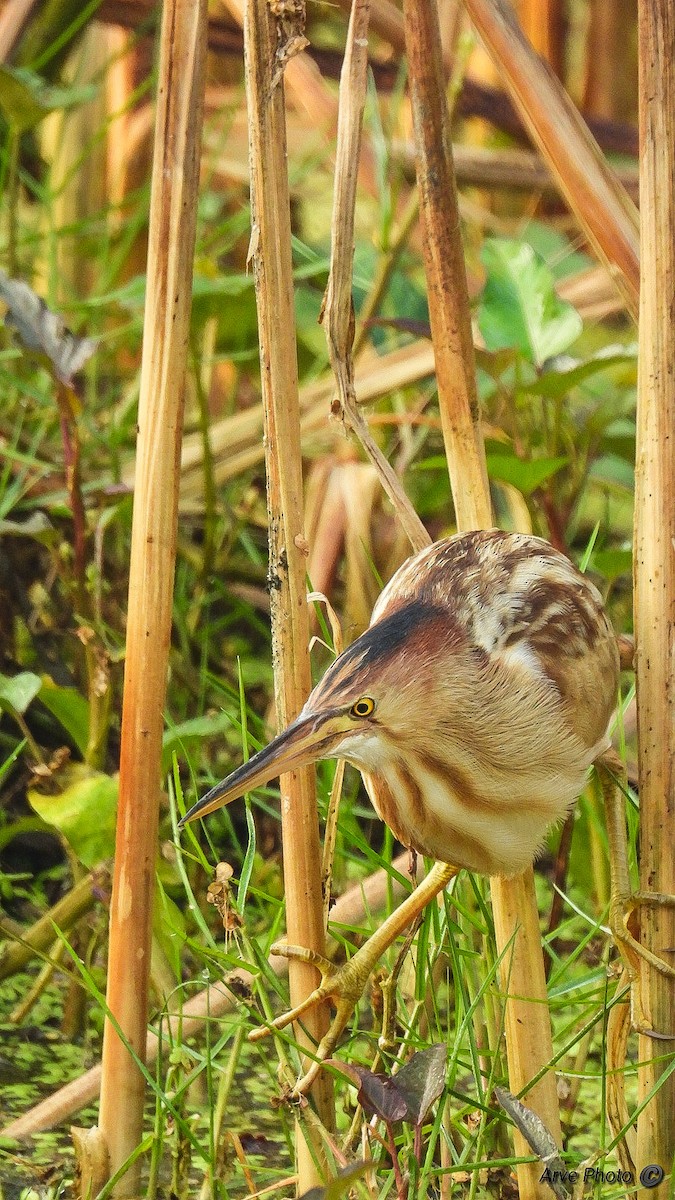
[181,528,674,1089]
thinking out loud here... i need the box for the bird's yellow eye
[350,697,375,718]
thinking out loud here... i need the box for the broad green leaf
[604,418,636,439]
[0,670,42,714]
[28,764,117,867]
[486,450,568,495]
[589,548,632,581]
[0,65,95,131]
[522,350,636,398]
[39,680,90,755]
[479,238,582,367]
[588,455,634,491]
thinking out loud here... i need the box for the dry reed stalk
[45,24,110,302]
[584,0,637,127]
[462,0,640,321]
[403,3,562,1197]
[403,1,489,532]
[0,0,39,60]
[635,1,675,1190]
[224,0,336,134]
[171,250,627,504]
[556,266,627,323]
[242,0,335,1177]
[516,0,562,74]
[394,139,640,201]
[331,0,405,55]
[105,25,137,211]
[96,0,207,1191]
[322,0,428,555]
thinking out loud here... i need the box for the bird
[183,529,619,871]
[180,528,670,1089]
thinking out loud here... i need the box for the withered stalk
[242,0,335,1183]
[635,0,675,1190]
[97,0,207,1190]
[403,3,562,1197]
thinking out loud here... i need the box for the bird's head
[179,600,453,827]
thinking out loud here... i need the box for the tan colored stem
[323,0,429,556]
[97,0,207,1192]
[0,0,39,61]
[490,876,563,1196]
[243,0,335,1173]
[635,1,675,1191]
[404,0,491,533]
[403,2,562,1196]
[462,0,640,321]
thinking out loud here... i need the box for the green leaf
[522,350,636,399]
[589,548,632,581]
[0,739,27,790]
[28,764,117,867]
[0,65,96,131]
[0,670,42,714]
[412,455,451,472]
[603,418,636,439]
[516,222,592,281]
[161,711,234,774]
[153,877,186,981]
[588,455,634,491]
[486,449,568,495]
[39,680,90,755]
[479,238,582,367]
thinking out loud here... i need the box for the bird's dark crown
[313,599,458,710]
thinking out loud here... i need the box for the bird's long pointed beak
[179,710,343,827]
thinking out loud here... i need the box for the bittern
[182,529,674,1090]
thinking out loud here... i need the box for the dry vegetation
[0,0,672,1198]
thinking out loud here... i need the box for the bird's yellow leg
[248,860,457,1094]
[597,753,675,1036]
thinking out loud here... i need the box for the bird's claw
[248,943,370,1095]
[246,863,457,1094]
[610,892,675,1040]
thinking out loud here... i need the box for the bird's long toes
[270,941,335,977]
